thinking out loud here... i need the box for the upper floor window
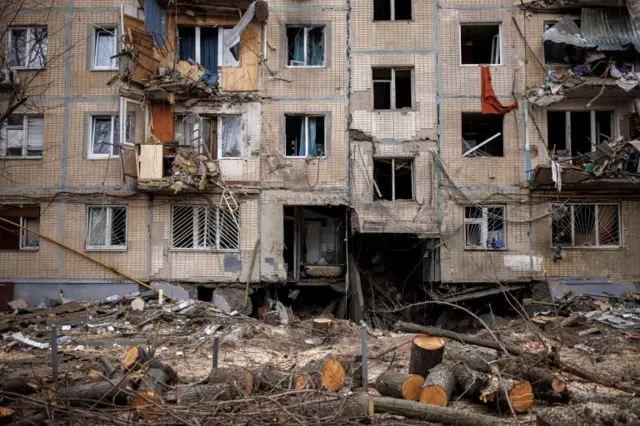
[175,114,242,159]
[373,0,412,21]
[93,27,118,70]
[462,113,504,157]
[89,115,121,159]
[373,67,413,110]
[373,158,413,200]
[86,205,127,250]
[285,114,326,157]
[465,206,506,250]
[1,115,44,158]
[8,27,48,69]
[552,203,620,248]
[460,24,501,65]
[177,26,240,75]
[0,206,40,251]
[286,26,325,67]
[547,110,613,158]
[171,205,239,251]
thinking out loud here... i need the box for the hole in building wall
[373,158,413,200]
[461,113,504,157]
[277,284,343,320]
[197,286,214,302]
[460,24,501,65]
[543,20,585,65]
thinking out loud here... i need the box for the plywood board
[220,21,260,91]
[150,103,175,142]
[138,145,164,180]
[122,147,138,177]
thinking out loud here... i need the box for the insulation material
[480,66,518,115]
[150,103,174,142]
[138,145,163,179]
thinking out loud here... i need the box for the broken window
[373,0,412,21]
[464,206,505,250]
[8,27,47,69]
[461,113,503,157]
[460,24,501,65]
[86,206,127,250]
[1,115,43,158]
[170,205,239,250]
[93,28,117,70]
[0,206,40,250]
[89,115,122,159]
[373,68,412,110]
[286,26,324,67]
[546,110,614,157]
[373,158,413,200]
[543,20,585,66]
[178,26,240,74]
[285,115,326,157]
[175,114,241,158]
[551,203,620,248]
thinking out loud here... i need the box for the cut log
[50,379,129,406]
[322,359,346,392]
[312,317,333,332]
[173,384,236,405]
[481,377,534,414]
[123,346,152,370]
[252,366,305,391]
[0,407,15,422]
[420,362,457,407]
[131,368,170,408]
[375,370,424,401]
[301,395,373,421]
[0,377,41,394]
[527,367,566,394]
[373,396,502,426]
[395,321,522,356]
[208,367,254,395]
[89,356,117,379]
[408,334,445,377]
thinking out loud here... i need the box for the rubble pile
[142,60,221,102]
[552,137,640,178]
[1,289,640,425]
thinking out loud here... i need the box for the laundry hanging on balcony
[480,66,518,115]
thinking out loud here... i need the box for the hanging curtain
[308,117,318,156]
[308,28,324,66]
[178,27,195,61]
[293,30,304,63]
[200,27,219,75]
[298,117,306,156]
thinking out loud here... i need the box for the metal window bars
[552,204,620,247]
[171,205,239,250]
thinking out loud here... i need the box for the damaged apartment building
[1,0,640,322]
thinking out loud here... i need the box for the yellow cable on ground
[0,216,177,303]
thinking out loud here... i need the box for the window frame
[284,114,327,159]
[372,0,413,21]
[1,115,44,159]
[372,67,414,110]
[372,157,415,201]
[85,205,128,251]
[459,23,503,67]
[92,27,118,70]
[285,25,326,68]
[169,204,240,252]
[181,26,241,68]
[546,109,617,158]
[551,203,621,249]
[19,216,40,250]
[88,114,120,159]
[175,114,243,159]
[464,205,507,250]
[7,26,48,70]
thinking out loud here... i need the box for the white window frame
[547,110,617,157]
[85,205,128,251]
[372,67,413,110]
[459,23,503,66]
[187,26,240,68]
[373,158,414,201]
[88,115,120,159]
[373,0,413,21]
[1,115,44,159]
[175,114,242,158]
[464,205,506,250]
[169,205,240,252]
[551,203,621,249]
[285,25,326,68]
[7,26,47,70]
[19,217,39,250]
[284,114,327,159]
[93,27,118,70]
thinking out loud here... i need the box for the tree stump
[131,368,170,408]
[312,318,333,332]
[420,362,457,407]
[208,367,254,395]
[321,359,346,392]
[408,334,445,377]
[0,407,15,423]
[375,371,424,401]
[123,346,152,370]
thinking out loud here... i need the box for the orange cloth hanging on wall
[480,66,518,115]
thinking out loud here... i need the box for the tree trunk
[408,334,445,377]
[172,384,236,405]
[208,367,254,395]
[0,377,40,394]
[131,368,170,407]
[420,362,457,407]
[300,395,373,421]
[89,356,117,379]
[480,377,534,414]
[395,321,522,356]
[312,317,333,332]
[51,379,129,406]
[527,367,566,394]
[123,346,152,370]
[252,366,306,391]
[375,371,424,401]
[0,407,15,423]
[373,396,503,426]
[5,413,46,426]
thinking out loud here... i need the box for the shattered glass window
[286,26,325,67]
[464,206,505,250]
[220,116,242,158]
[87,206,127,249]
